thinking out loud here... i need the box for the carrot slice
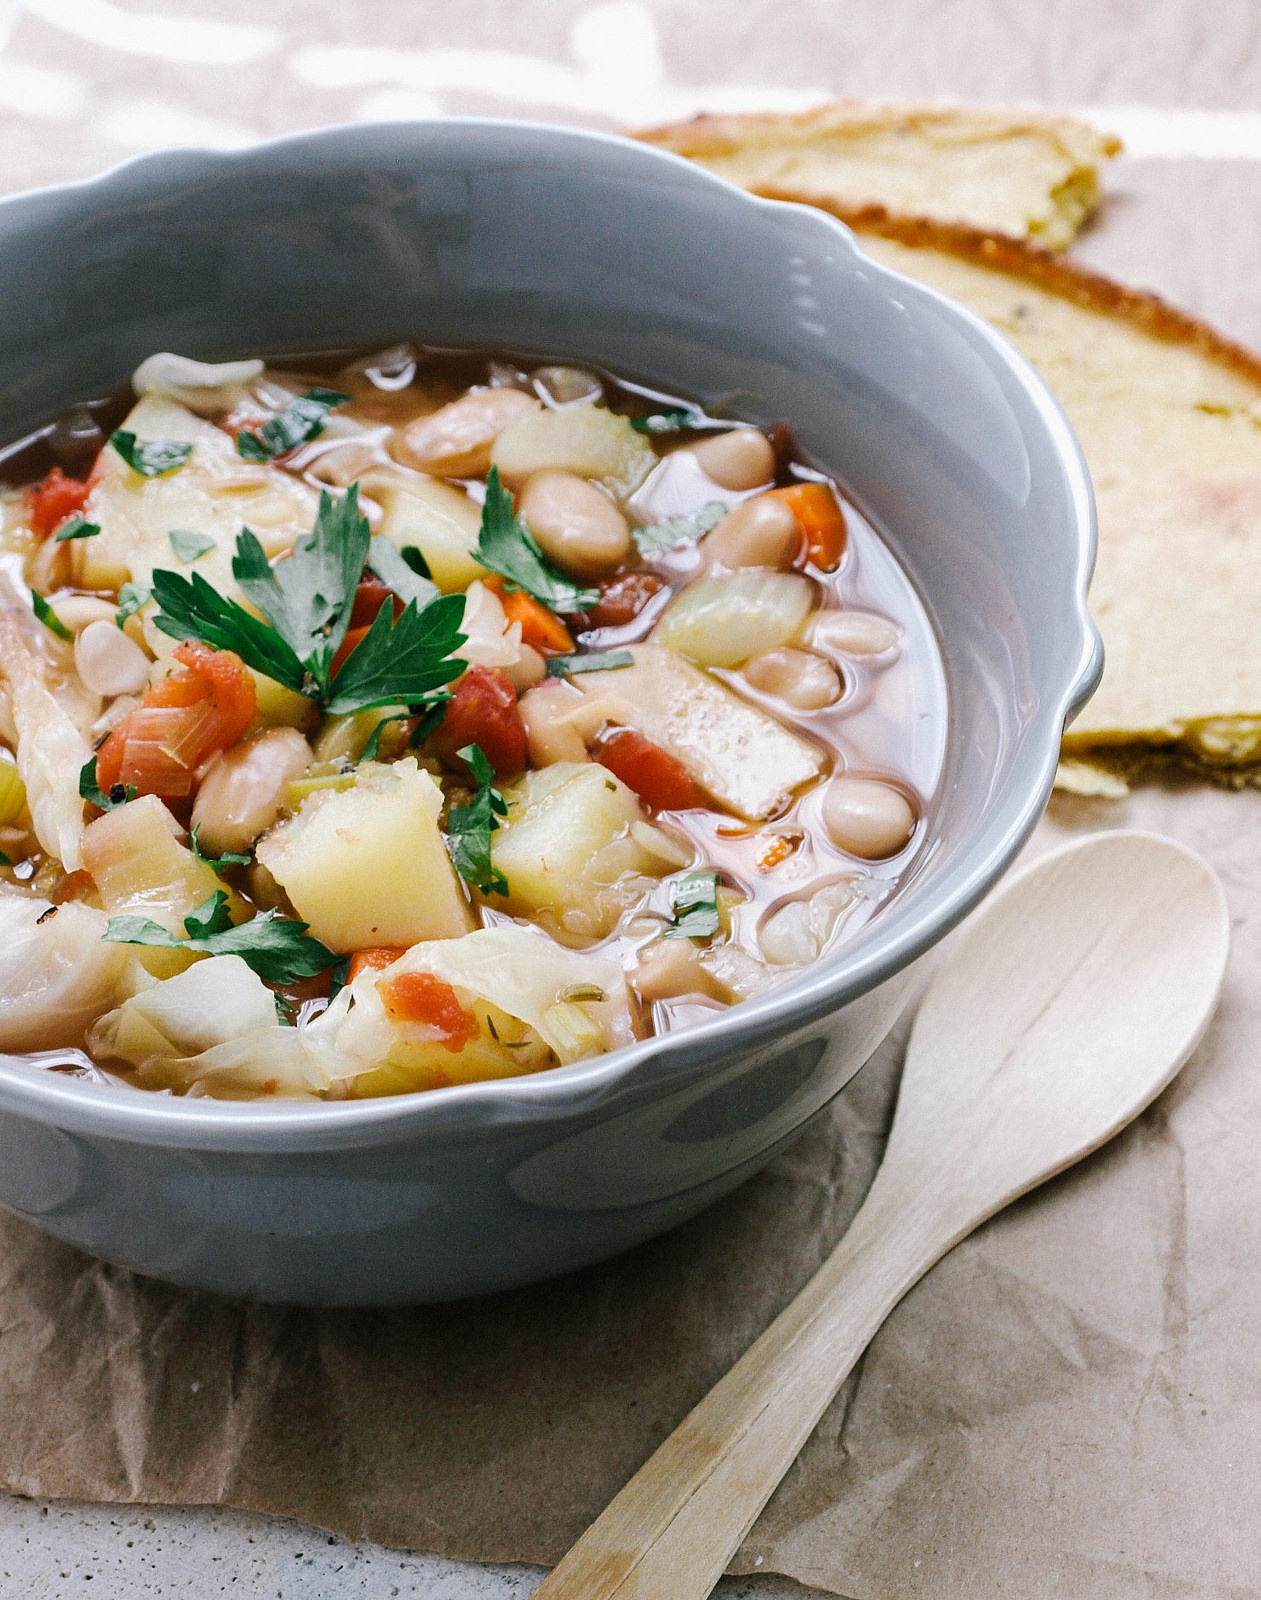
[767,483,847,571]
[484,575,575,654]
[348,947,407,983]
[597,728,709,812]
[379,970,479,1051]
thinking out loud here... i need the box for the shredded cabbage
[0,894,133,1052]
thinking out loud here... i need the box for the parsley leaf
[632,502,728,556]
[110,431,193,477]
[400,544,431,579]
[357,712,410,764]
[54,515,101,542]
[79,756,135,812]
[235,387,350,462]
[234,485,370,673]
[367,535,438,610]
[31,591,72,642]
[0,851,11,867]
[190,823,251,875]
[150,565,307,691]
[104,890,335,985]
[326,592,466,715]
[115,582,151,629]
[169,527,216,563]
[630,404,705,435]
[445,742,508,896]
[545,649,633,677]
[664,870,720,940]
[475,466,599,613]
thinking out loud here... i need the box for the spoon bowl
[535,829,1230,1599]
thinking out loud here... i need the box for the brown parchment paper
[2,787,1260,1599]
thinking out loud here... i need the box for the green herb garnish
[169,527,216,563]
[150,484,467,715]
[189,823,251,876]
[104,889,335,986]
[545,649,633,677]
[400,545,431,579]
[79,756,135,812]
[32,591,72,642]
[110,431,193,477]
[54,516,101,542]
[664,870,721,940]
[445,742,508,896]
[235,387,350,462]
[0,851,11,867]
[367,535,438,610]
[632,502,727,556]
[358,712,410,764]
[475,466,599,613]
[115,582,151,629]
[630,404,705,435]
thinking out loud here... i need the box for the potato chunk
[494,761,687,943]
[255,757,472,952]
[573,644,825,821]
[80,395,318,594]
[369,473,485,592]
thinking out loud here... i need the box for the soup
[0,346,946,1099]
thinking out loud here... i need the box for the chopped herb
[104,889,336,985]
[190,822,251,875]
[445,742,508,896]
[475,466,599,613]
[632,502,728,556]
[54,516,101,543]
[31,591,72,642]
[235,387,350,462]
[0,851,11,867]
[400,545,431,579]
[545,649,633,677]
[110,430,193,477]
[115,582,151,628]
[274,994,297,1025]
[36,905,58,925]
[630,403,706,435]
[169,527,216,563]
[367,535,438,610]
[358,712,410,764]
[327,954,351,1003]
[664,869,721,940]
[151,483,466,715]
[79,756,135,812]
[559,983,607,1004]
[407,693,451,745]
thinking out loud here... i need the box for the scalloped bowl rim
[0,118,1102,1150]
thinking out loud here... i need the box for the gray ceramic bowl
[0,120,1099,1304]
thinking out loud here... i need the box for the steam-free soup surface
[0,346,945,1100]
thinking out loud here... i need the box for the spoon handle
[533,1177,945,1600]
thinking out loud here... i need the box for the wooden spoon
[534,830,1229,1600]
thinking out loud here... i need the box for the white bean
[691,428,775,491]
[74,619,151,697]
[191,728,312,855]
[518,470,631,578]
[393,387,540,477]
[632,938,721,1002]
[55,596,118,633]
[821,777,916,859]
[806,608,901,659]
[743,648,841,709]
[500,643,548,693]
[704,495,800,570]
[518,681,590,766]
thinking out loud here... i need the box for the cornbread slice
[638,103,1119,248]
[826,208,1261,788]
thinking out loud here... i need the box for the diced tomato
[484,575,575,654]
[379,970,479,1052]
[26,468,89,542]
[348,947,407,983]
[94,642,256,800]
[331,622,372,676]
[428,664,528,778]
[766,483,847,572]
[349,575,400,629]
[584,570,665,630]
[597,728,709,812]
